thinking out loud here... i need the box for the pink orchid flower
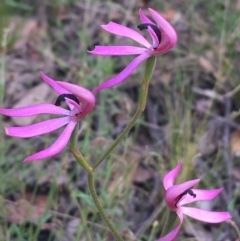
[89,8,177,93]
[0,72,95,162]
[158,162,231,241]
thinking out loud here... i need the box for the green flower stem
[92,56,156,172]
[70,128,124,240]
[69,126,93,174]
[0,29,8,164]
[87,172,124,241]
[160,211,177,237]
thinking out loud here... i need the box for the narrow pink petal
[139,8,153,24]
[163,161,181,190]
[92,52,150,93]
[6,117,70,138]
[181,207,231,223]
[40,72,70,95]
[88,46,146,56]
[101,22,151,48]
[157,211,183,241]
[179,188,223,206]
[65,98,81,113]
[148,8,177,48]
[165,179,200,210]
[24,121,76,162]
[147,26,160,48]
[0,104,70,117]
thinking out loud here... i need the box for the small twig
[193,87,224,103]
[193,84,240,101]
[193,105,240,130]
[222,96,232,235]
[135,201,165,238]
[222,96,232,197]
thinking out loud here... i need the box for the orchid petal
[24,121,76,162]
[148,8,177,48]
[40,72,70,95]
[165,179,200,210]
[179,188,223,206]
[88,46,146,56]
[101,22,151,48]
[64,98,81,112]
[163,161,181,190]
[147,26,160,48]
[139,8,153,24]
[157,211,183,241]
[6,117,70,138]
[0,104,70,117]
[92,52,150,93]
[181,207,231,223]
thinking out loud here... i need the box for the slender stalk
[92,56,156,171]
[69,126,92,174]
[70,128,123,240]
[228,220,240,238]
[0,28,8,164]
[135,201,165,238]
[87,172,124,241]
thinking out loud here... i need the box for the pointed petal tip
[163,161,182,190]
[87,49,95,54]
[24,156,42,162]
[39,71,47,79]
[23,158,34,163]
[101,23,109,27]
[101,22,113,29]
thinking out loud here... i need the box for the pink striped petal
[165,179,200,210]
[101,22,151,48]
[92,52,150,93]
[163,161,181,190]
[148,8,177,48]
[0,104,70,117]
[181,207,231,223]
[40,72,70,95]
[6,117,70,138]
[157,211,183,241]
[139,8,153,24]
[88,46,146,56]
[179,188,223,206]
[24,121,76,162]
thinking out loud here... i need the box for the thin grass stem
[92,56,156,172]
